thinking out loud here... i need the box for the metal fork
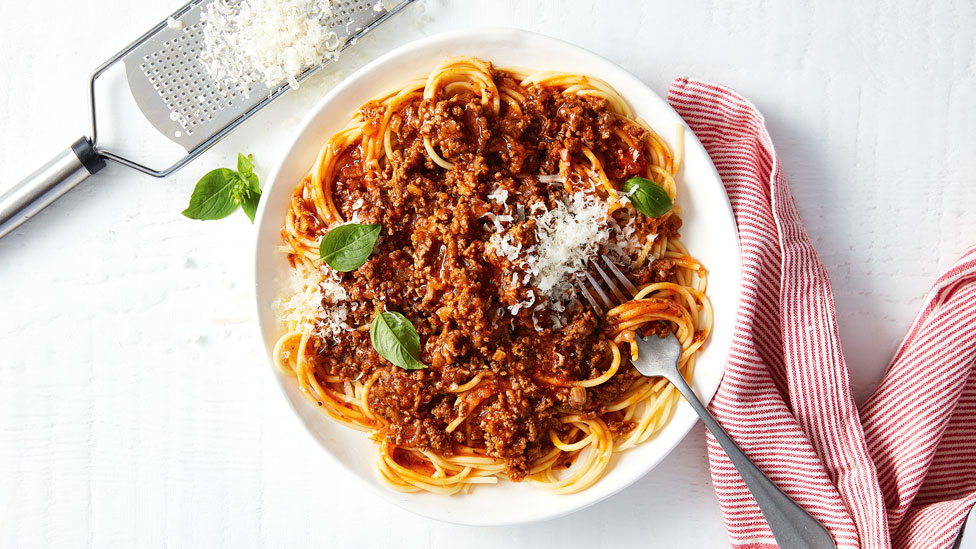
[579,257,836,549]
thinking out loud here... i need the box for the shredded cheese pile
[528,192,611,295]
[275,261,352,339]
[487,184,642,325]
[200,0,342,93]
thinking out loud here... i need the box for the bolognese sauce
[275,57,711,494]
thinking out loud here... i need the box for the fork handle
[666,372,836,549]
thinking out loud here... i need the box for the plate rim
[251,27,741,526]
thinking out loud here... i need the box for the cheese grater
[0,0,417,239]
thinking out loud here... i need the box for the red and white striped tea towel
[667,79,976,549]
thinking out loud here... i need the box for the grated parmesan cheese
[536,174,563,184]
[200,0,342,94]
[274,261,351,339]
[169,110,189,129]
[526,191,610,295]
[606,211,641,265]
[487,187,509,204]
[487,230,522,261]
[486,189,620,322]
[482,212,514,233]
[480,182,653,328]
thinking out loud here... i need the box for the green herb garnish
[182,153,262,222]
[317,223,381,272]
[370,310,427,370]
[623,176,672,218]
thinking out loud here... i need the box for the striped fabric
[667,78,976,548]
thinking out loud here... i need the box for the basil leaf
[239,172,262,223]
[318,223,382,272]
[237,152,255,176]
[623,176,673,218]
[182,168,241,220]
[182,153,262,222]
[370,311,426,370]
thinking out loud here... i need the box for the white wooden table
[2,1,974,547]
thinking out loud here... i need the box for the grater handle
[0,137,106,239]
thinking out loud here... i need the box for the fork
[578,257,836,549]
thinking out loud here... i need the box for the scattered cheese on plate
[275,261,351,338]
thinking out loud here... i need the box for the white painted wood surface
[1,1,974,547]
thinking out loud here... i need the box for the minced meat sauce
[302,69,682,480]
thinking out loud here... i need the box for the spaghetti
[273,57,712,495]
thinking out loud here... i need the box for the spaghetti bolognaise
[273,56,711,495]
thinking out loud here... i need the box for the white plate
[252,28,740,526]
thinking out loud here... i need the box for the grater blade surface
[122,0,408,152]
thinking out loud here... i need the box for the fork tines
[576,255,639,316]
